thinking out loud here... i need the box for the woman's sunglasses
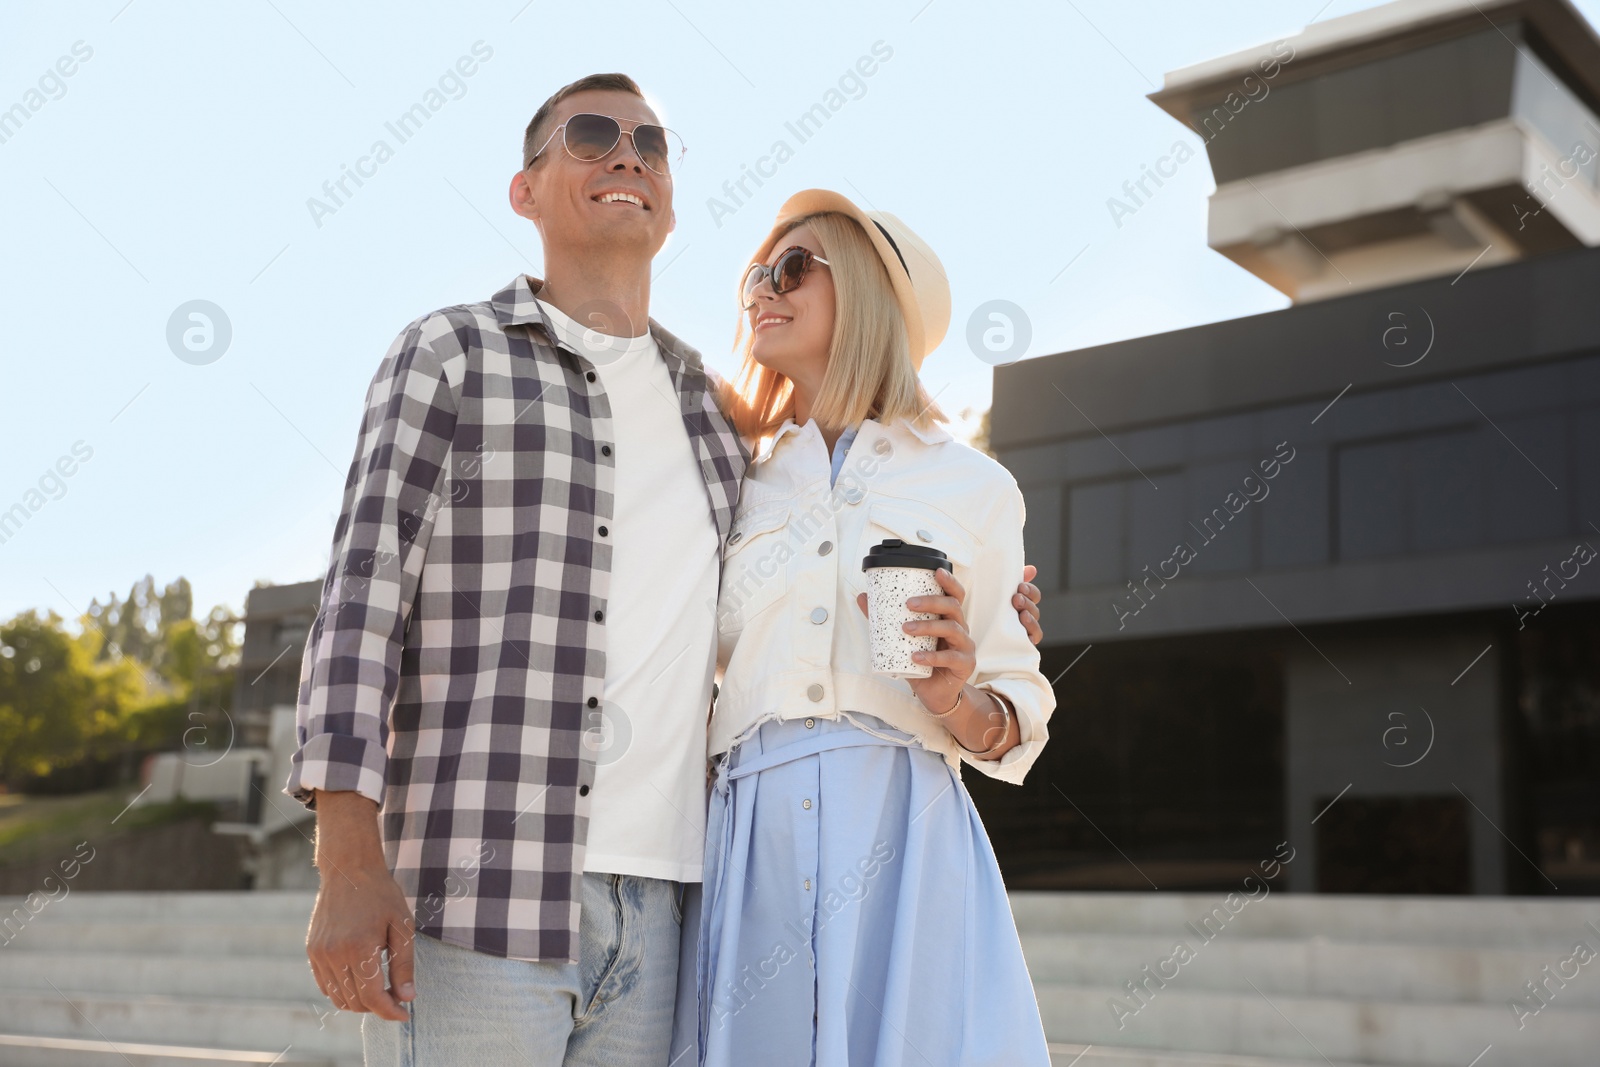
[741,246,831,310]
[525,113,686,177]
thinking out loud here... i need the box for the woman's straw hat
[750,188,951,370]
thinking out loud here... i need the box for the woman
[677,190,1056,1066]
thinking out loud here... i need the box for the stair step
[1009,892,1600,948]
[0,1032,344,1067]
[1046,1042,1419,1067]
[1017,932,1600,1007]
[1036,982,1598,1067]
[2,921,309,956]
[0,892,314,925]
[0,951,321,1001]
[0,991,362,1058]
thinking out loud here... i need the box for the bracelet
[927,688,963,719]
[956,692,1012,760]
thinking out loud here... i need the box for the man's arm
[288,314,461,1017]
[306,790,414,1020]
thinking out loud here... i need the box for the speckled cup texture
[867,565,943,678]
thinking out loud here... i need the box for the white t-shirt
[536,298,720,882]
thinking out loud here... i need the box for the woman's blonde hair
[716,211,946,444]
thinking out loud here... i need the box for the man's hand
[1015,564,1043,645]
[306,790,415,1021]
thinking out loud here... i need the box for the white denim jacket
[710,414,1054,785]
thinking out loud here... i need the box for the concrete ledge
[1008,890,1600,946]
[0,1032,341,1067]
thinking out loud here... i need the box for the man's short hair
[522,73,644,168]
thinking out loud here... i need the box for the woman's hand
[854,566,973,715]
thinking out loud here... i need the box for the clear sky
[3,0,1597,623]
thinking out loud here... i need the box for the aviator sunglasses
[525,113,686,177]
[741,246,831,310]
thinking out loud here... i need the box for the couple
[286,71,1056,1066]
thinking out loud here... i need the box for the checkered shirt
[285,273,748,961]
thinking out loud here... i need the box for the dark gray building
[230,579,319,748]
[977,0,1600,897]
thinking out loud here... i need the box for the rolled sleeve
[957,482,1055,785]
[285,316,459,808]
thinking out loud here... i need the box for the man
[286,73,1044,1065]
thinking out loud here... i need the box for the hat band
[872,220,910,276]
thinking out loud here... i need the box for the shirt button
[598,525,608,537]
[586,371,597,383]
[594,610,604,622]
[805,717,815,729]
[802,798,812,810]
[917,529,934,543]
[807,684,824,702]
[588,697,599,708]
[818,541,833,556]
[579,784,590,796]
[810,607,828,624]
[601,444,612,457]
[728,531,743,544]
[804,878,812,891]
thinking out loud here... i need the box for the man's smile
[591,188,650,210]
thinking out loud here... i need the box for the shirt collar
[751,418,809,466]
[751,412,952,468]
[489,273,704,372]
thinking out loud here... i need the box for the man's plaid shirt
[286,274,748,962]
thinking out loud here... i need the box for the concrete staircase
[1018,891,1600,1067]
[1,890,1597,1065]
[0,891,358,1066]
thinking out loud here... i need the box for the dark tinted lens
[774,248,810,294]
[631,124,670,171]
[564,114,621,160]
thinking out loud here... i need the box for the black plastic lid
[862,538,951,572]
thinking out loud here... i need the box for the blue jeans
[362,871,686,1066]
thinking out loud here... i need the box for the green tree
[0,578,241,790]
[0,612,147,786]
[86,576,238,687]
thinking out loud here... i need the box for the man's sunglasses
[741,246,831,310]
[525,113,685,177]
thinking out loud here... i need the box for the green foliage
[85,576,239,685]
[0,577,240,790]
[0,787,218,868]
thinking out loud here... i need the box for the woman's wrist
[946,685,1013,759]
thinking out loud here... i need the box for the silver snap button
[917,529,934,543]
[806,683,824,701]
[802,798,812,810]
[818,541,833,556]
[727,531,742,544]
[804,717,815,728]
[874,438,890,454]
[810,607,828,624]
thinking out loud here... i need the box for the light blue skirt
[669,710,1051,1067]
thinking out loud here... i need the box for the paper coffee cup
[862,539,951,679]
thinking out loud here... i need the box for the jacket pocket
[717,503,792,632]
[848,501,976,598]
